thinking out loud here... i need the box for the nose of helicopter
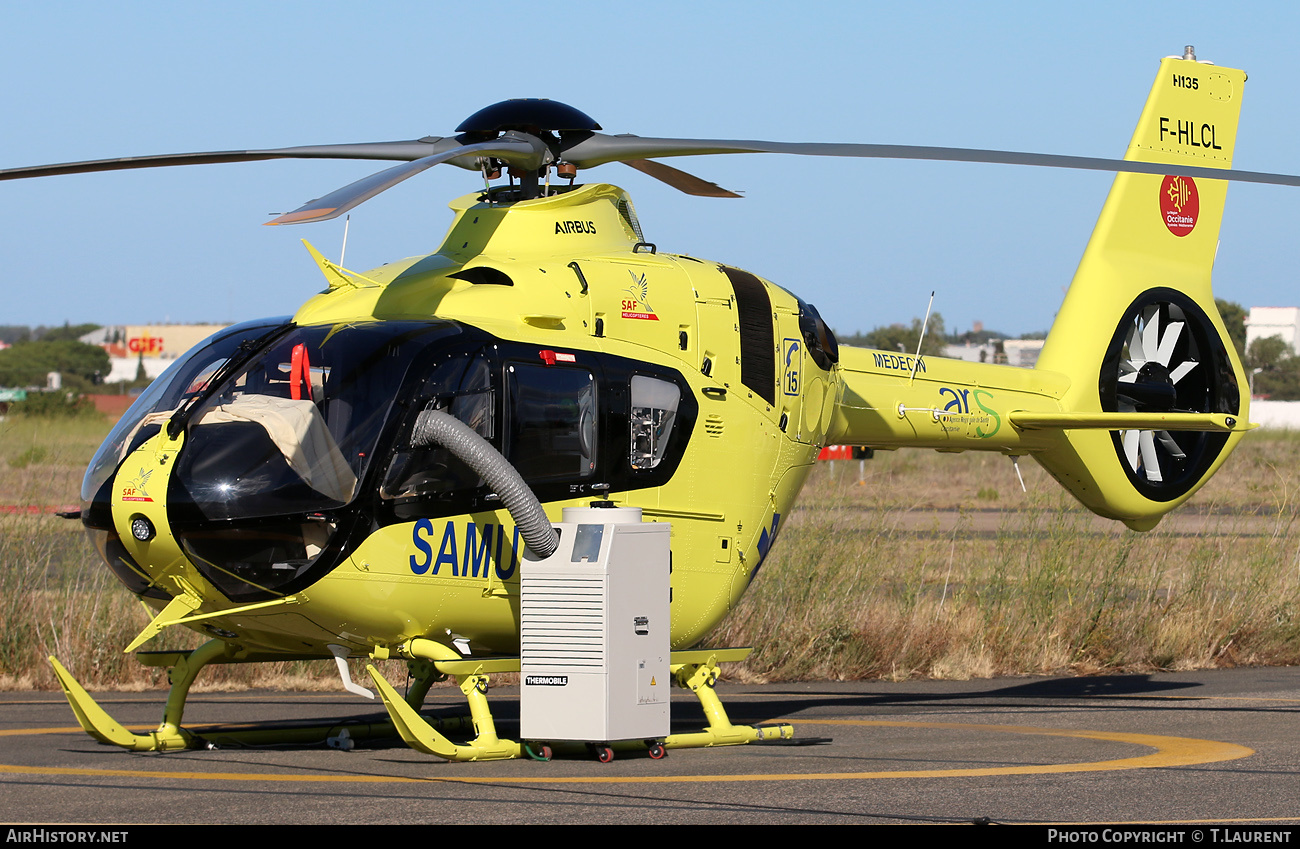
[80,317,475,608]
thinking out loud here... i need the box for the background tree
[1246,335,1300,400]
[1215,298,1247,358]
[9,390,99,418]
[0,339,110,392]
[0,323,102,345]
[950,325,1012,345]
[0,326,33,345]
[38,322,102,343]
[839,312,948,358]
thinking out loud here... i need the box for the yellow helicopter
[4,48,1290,762]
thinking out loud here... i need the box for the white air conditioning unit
[520,505,670,748]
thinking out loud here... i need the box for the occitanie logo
[1159,175,1199,237]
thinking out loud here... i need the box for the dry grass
[0,416,107,506]
[3,412,1300,690]
[710,441,1300,681]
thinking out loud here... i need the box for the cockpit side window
[451,356,494,440]
[505,363,597,483]
[381,353,495,502]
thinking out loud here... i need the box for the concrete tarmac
[2,668,1299,825]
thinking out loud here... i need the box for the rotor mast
[456,98,599,200]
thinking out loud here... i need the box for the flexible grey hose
[409,409,559,559]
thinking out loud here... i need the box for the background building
[1245,307,1300,354]
[81,324,228,383]
[942,339,1044,368]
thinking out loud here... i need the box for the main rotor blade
[8,122,1300,213]
[267,135,552,225]
[0,140,463,181]
[565,134,1300,188]
[620,159,742,198]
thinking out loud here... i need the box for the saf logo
[621,271,659,321]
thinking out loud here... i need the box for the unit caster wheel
[597,746,615,763]
[524,742,552,762]
[647,743,667,760]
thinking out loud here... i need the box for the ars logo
[1159,175,1199,237]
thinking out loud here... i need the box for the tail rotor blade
[1140,431,1163,482]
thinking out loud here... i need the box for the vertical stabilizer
[1034,51,1250,529]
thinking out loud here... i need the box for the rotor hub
[1119,361,1177,412]
[456,99,601,136]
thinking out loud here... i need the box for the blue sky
[3,1,1298,336]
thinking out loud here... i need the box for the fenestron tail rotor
[6,94,1300,224]
[1102,291,1239,500]
[1117,305,1196,483]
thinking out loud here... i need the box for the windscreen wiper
[166,324,295,439]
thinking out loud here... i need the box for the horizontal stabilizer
[1010,412,1252,432]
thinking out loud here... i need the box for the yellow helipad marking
[789,720,1253,777]
[0,720,1252,784]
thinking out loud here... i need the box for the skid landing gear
[48,640,448,753]
[49,641,232,752]
[366,646,793,761]
[367,655,523,761]
[664,649,794,749]
[49,643,791,761]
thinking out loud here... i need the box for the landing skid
[49,643,792,761]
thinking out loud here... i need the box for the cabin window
[629,375,680,470]
[506,363,597,482]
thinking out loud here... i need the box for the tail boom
[827,348,1068,453]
